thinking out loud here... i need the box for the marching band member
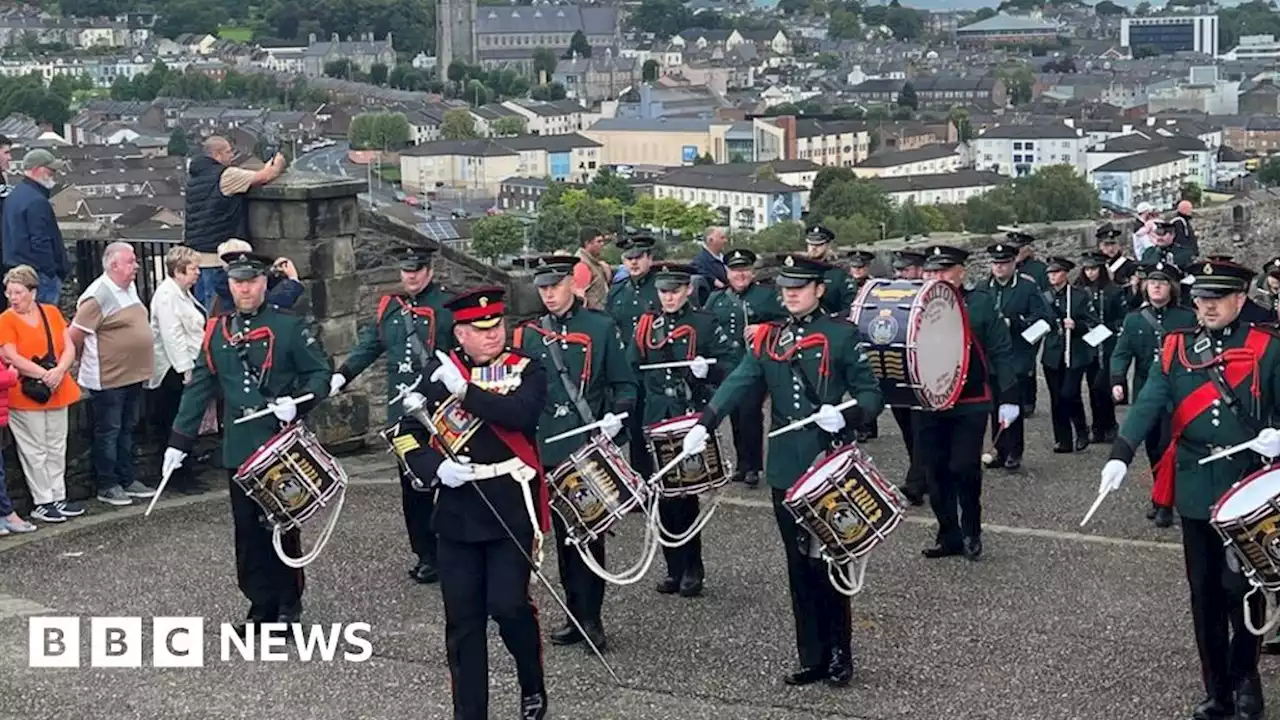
[917,246,1018,560]
[1078,251,1126,444]
[704,248,785,488]
[1140,220,1194,268]
[847,249,874,291]
[162,251,332,634]
[683,253,884,687]
[846,249,881,444]
[892,249,924,281]
[1108,261,1197,529]
[391,286,551,720]
[1011,232,1049,290]
[1250,256,1280,314]
[331,244,454,584]
[628,262,734,597]
[1042,256,1098,453]
[1205,256,1274,325]
[803,225,857,316]
[979,241,1051,472]
[607,234,660,477]
[513,254,638,653]
[1100,259,1280,720]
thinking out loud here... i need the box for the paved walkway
[0,397,1275,720]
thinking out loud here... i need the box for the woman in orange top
[0,265,82,523]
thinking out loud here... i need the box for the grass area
[218,27,254,42]
[375,165,401,183]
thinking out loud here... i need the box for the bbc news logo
[28,617,373,667]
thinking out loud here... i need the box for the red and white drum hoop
[907,280,971,410]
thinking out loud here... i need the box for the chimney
[331,33,338,43]
[308,32,316,45]
[385,32,392,46]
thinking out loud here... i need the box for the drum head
[648,414,698,436]
[237,424,301,475]
[908,280,968,409]
[1215,469,1280,522]
[785,447,854,502]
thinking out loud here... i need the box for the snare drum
[850,278,970,410]
[549,434,649,546]
[233,422,348,534]
[1211,467,1280,593]
[784,444,905,564]
[644,414,730,497]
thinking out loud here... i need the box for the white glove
[998,403,1020,427]
[431,350,468,395]
[162,447,187,478]
[1099,459,1127,496]
[814,404,846,433]
[1249,427,1280,459]
[438,455,475,488]
[599,412,624,439]
[682,424,709,456]
[690,356,709,379]
[329,374,346,397]
[271,396,298,423]
[1112,385,1125,403]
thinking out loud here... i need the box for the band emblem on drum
[817,483,882,546]
[558,461,613,524]
[867,311,899,346]
[1241,518,1280,571]
[264,452,321,512]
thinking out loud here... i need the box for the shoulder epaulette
[1020,273,1037,282]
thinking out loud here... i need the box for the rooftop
[1094,149,1190,173]
[856,143,961,168]
[868,171,1008,193]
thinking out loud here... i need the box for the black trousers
[152,369,195,486]
[771,488,852,668]
[627,395,654,477]
[400,466,437,566]
[1181,518,1262,702]
[438,534,545,720]
[916,412,987,547]
[891,407,926,496]
[659,496,703,580]
[990,373,1030,461]
[550,510,605,626]
[1042,365,1088,447]
[1019,373,1037,415]
[730,381,766,474]
[1086,352,1117,436]
[228,472,304,613]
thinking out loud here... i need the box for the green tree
[642,59,660,82]
[587,168,635,205]
[809,177,894,228]
[828,8,862,39]
[832,104,865,120]
[440,108,478,140]
[1001,63,1035,105]
[471,214,525,262]
[568,30,592,58]
[167,127,189,156]
[323,59,352,79]
[532,48,559,82]
[1095,0,1128,14]
[530,83,567,101]
[1260,158,1280,186]
[744,222,805,253]
[490,115,527,136]
[898,81,918,110]
[810,166,856,206]
[370,62,389,86]
[627,0,693,39]
[530,203,578,252]
[1180,181,1204,204]
[965,193,1018,233]
[1006,164,1098,222]
[948,106,974,142]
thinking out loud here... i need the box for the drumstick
[767,398,859,438]
[233,393,316,425]
[981,425,1005,466]
[145,465,175,517]
[545,412,630,443]
[1080,490,1109,527]
[638,359,718,371]
[1199,440,1256,465]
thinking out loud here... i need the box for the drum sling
[1151,328,1269,507]
[539,314,597,426]
[636,313,698,410]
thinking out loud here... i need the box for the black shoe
[730,471,744,484]
[1003,456,1021,470]
[1052,443,1073,454]
[679,571,704,598]
[826,648,853,687]
[655,576,680,594]
[409,560,438,584]
[549,621,583,646]
[900,486,924,506]
[922,543,964,559]
[1146,502,1159,520]
[582,622,608,653]
[1234,674,1263,720]
[233,605,277,638]
[1073,436,1089,452]
[744,471,760,488]
[784,664,830,686]
[1154,507,1174,528]
[1192,697,1234,719]
[1263,638,1280,655]
[520,690,548,720]
[963,537,983,561]
[984,454,1005,469]
[855,429,870,443]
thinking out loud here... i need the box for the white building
[1121,15,1218,57]
[1220,34,1280,60]
[1087,132,1214,189]
[652,169,804,232]
[853,143,967,178]
[500,99,597,136]
[1092,150,1194,212]
[867,171,1006,206]
[970,122,1088,177]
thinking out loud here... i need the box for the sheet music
[1021,319,1051,344]
[1083,324,1114,347]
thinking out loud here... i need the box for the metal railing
[75,237,182,308]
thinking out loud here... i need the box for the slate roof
[1094,150,1190,173]
[477,5,617,35]
[856,143,961,168]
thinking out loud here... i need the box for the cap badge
[479,297,489,307]
[995,244,1003,252]
[1203,263,1213,274]
[784,255,795,267]
[933,247,942,256]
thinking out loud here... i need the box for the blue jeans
[90,383,142,492]
[36,274,61,305]
[193,268,223,311]
[0,455,11,515]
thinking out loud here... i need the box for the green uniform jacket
[704,281,786,368]
[1017,258,1049,290]
[337,283,455,422]
[980,272,1052,377]
[1109,302,1198,396]
[627,303,735,425]
[513,301,639,468]
[945,287,1019,416]
[1140,244,1195,268]
[1112,322,1280,519]
[606,272,660,342]
[1041,285,1098,371]
[699,310,885,490]
[821,266,857,317]
[169,306,332,468]
[1082,283,1127,357]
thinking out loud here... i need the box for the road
[1,379,1278,720]
[292,141,498,221]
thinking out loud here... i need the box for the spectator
[0,349,29,534]
[0,134,13,313]
[0,265,82,522]
[69,241,157,506]
[2,149,69,304]
[208,238,303,316]
[146,246,208,492]
[571,227,612,310]
[183,136,286,309]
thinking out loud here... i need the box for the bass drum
[850,278,970,410]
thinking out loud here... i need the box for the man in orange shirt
[571,227,612,310]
